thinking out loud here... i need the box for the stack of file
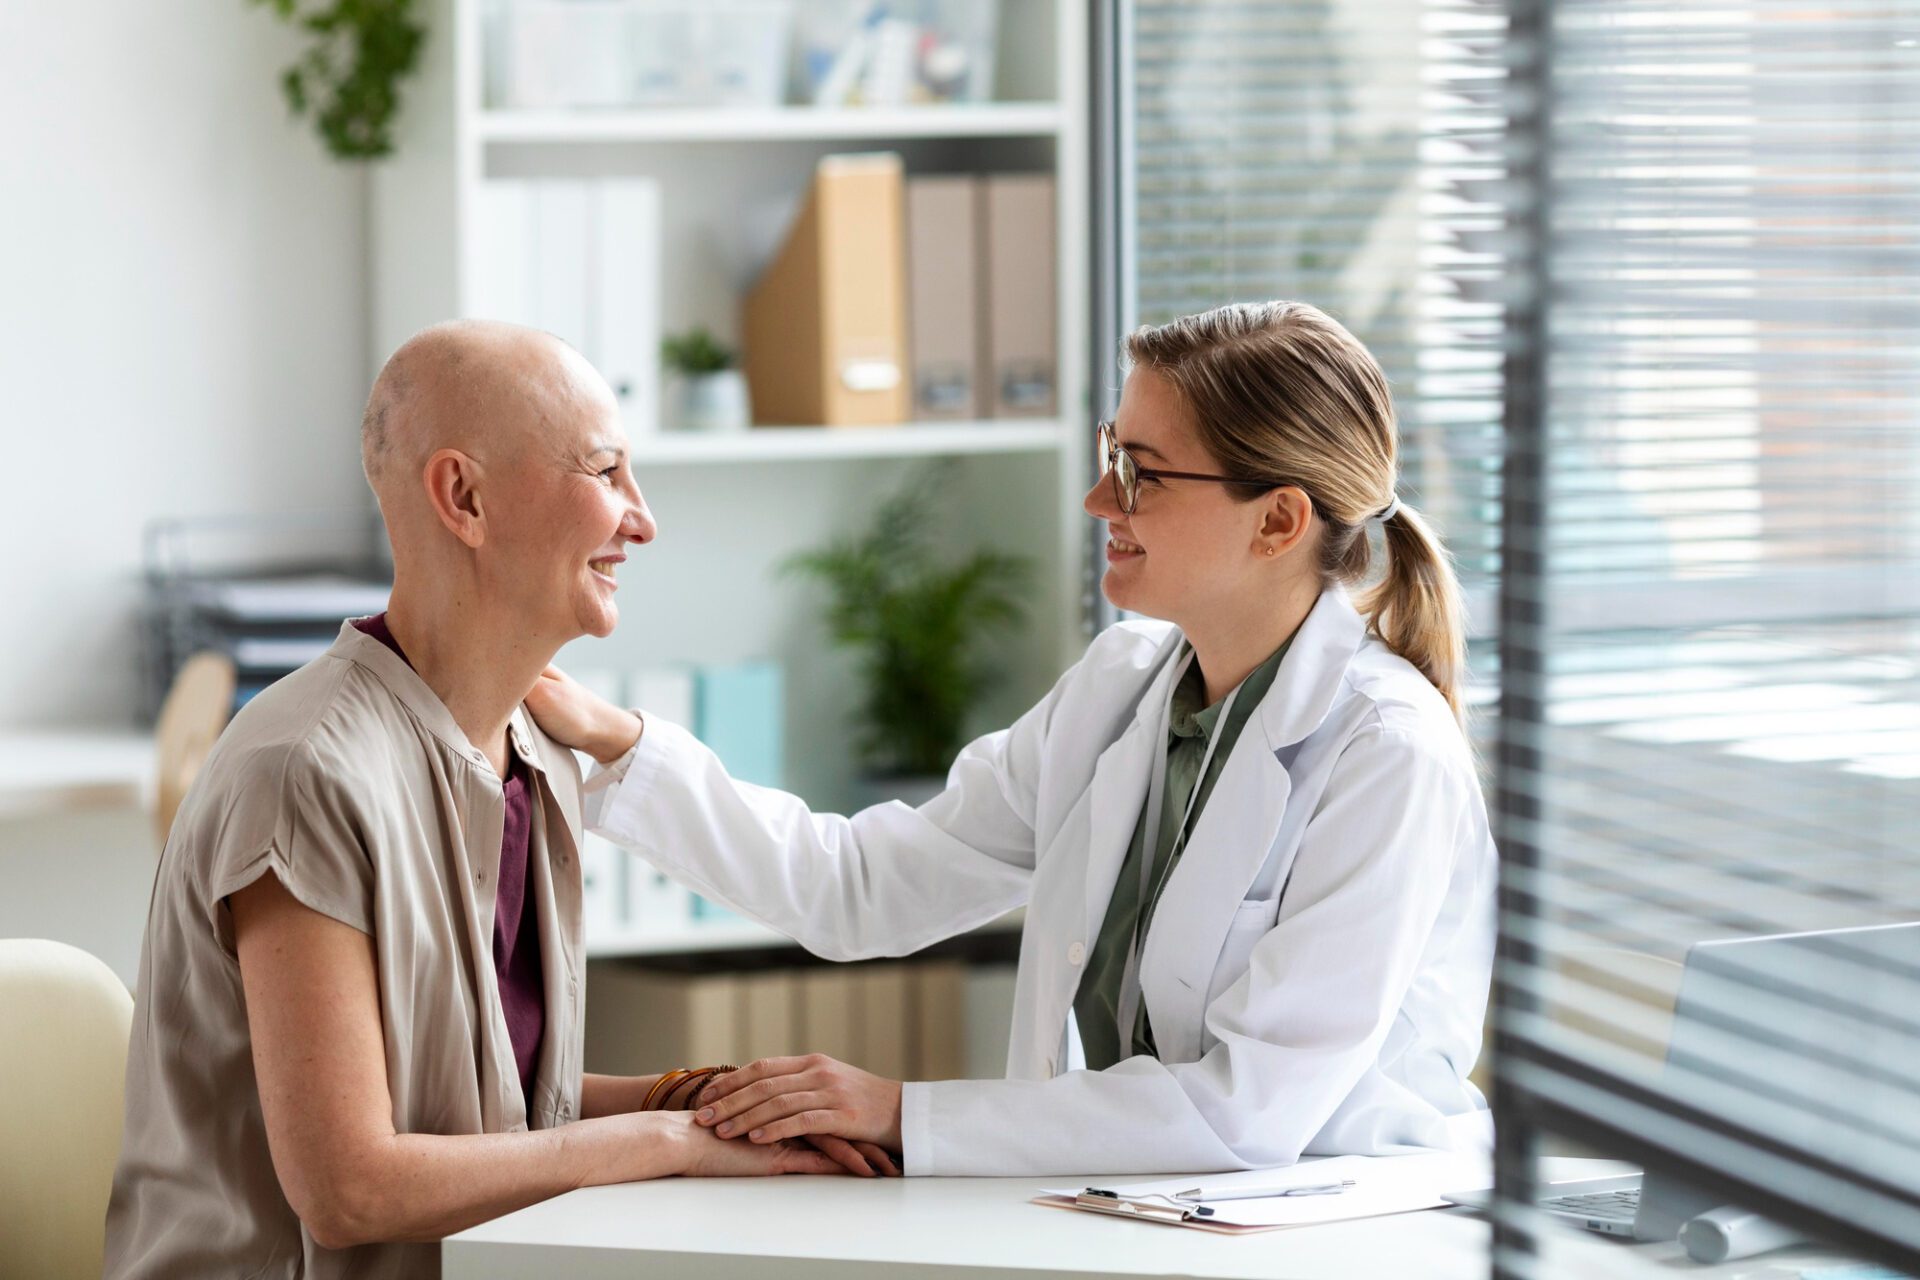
[743,156,1057,426]
[566,660,785,936]
[469,178,663,434]
[144,572,393,719]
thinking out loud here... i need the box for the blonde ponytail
[1362,504,1467,721]
[1126,301,1470,724]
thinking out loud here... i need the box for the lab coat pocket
[1205,897,1279,1011]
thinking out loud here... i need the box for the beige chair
[153,650,236,847]
[0,939,134,1280]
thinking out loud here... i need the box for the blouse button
[1066,941,1087,966]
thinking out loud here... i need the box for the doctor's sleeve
[901,721,1478,1175]
[578,667,1074,963]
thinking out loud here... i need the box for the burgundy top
[352,614,545,1109]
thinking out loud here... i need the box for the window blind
[1493,1,1920,1273]
[1123,0,1515,619]
[1103,0,1920,1271]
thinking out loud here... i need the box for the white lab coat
[585,587,1496,1176]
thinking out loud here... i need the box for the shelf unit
[633,419,1066,465]
[477,102,1066,144]
[370,1,1090,957]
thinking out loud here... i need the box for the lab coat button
[1067,941,1086,966]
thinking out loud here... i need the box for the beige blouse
[104,623,586,1279]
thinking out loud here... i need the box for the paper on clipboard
[1034,1152,1493,1233]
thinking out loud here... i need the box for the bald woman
[104,323,876,1280]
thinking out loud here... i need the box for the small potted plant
[660,328,751,432]
[784,465,1033,808]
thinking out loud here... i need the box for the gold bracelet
[667,1064,739,1112]
[643,1068,694,1113]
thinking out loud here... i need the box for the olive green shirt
[1073,638,1291,1070]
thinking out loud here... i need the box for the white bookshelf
[371,1,1090,957]
[479,102,1065,145]
[635,419,1066,465]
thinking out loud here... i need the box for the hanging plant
[248,0,425,160]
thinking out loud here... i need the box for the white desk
[0,728,152,818]
[443,1158,1869,1280]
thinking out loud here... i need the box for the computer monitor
[1452,921,1920,1245]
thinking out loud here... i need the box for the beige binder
[734,970,799,1063]
[742,153,910,427]
[981,173,1058,418]
[584,962,740,1074]
[905,175,981,420]
[798,967,862,1065]
[911,960,969,1080]
[854,964,914,1080]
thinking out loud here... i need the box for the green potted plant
[661,328,751,432]
[784,465,1033,806]
[247,0,425,160]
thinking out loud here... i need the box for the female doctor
[528,300,1496,1176]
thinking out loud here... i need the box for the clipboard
[1031,1153,1493,1235]
[1031,1189,1275,1236]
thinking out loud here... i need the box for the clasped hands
[694,1054,905,1177]
[526,666,908,1178]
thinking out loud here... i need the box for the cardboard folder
[981,173,1058,419]
[905,175,981,420]
[742,154,910,427]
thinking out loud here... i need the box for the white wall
[0,0,371,727]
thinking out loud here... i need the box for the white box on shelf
[491,0,793,109]
[496,2,632,109]
[627,1,793,109]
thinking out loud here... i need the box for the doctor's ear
[422,448,488,550]
[1255,486,1315,559]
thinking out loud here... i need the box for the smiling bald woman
[103,323,865,1280]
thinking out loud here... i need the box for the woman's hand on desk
[670,1113,845,1178]
[695,1055,904,1160]
[525,665,643,764]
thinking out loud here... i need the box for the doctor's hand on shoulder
[694,1056,904,1159]
[526,665,643,763]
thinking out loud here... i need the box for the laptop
[1451,921,1920,1241]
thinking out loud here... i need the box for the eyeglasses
[1096,421,1265,516]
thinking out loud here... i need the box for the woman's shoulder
[188,659,431,842]
[1084,617,1181,672]
[1335,637,1478,773]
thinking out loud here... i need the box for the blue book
[690,662,784,921]
[695,661,784,789]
